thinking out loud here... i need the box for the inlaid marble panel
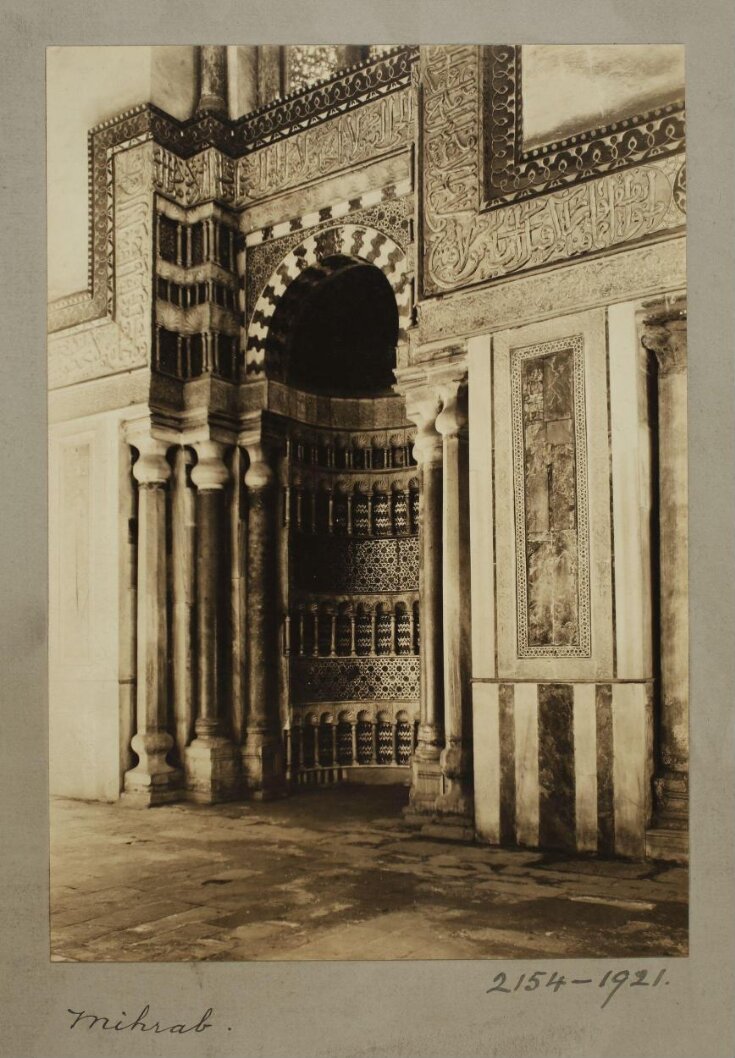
[511,335,590,657]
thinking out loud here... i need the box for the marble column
[123,434,182,806]
[171,447,196,761]
[403,394,445,817]
[641,300,689,835]
[241,437,286,798]
[435,376,474,823]
[196,45,228,116]
[184,440,240,803]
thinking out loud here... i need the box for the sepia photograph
[47,42,689,965]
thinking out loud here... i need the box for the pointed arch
[245,224,412,377]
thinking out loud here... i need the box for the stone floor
[50,786,688,962]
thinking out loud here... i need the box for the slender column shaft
[229,447,247,746]
[435,378,473,816]
[312,611,319,656]
[191,442,230,737]
[197,45,228,116]
[246,481,276,726]
[196,489,223,731]
[242,435,286,797]
[395,383,448,820]
[172,446,196,757]
[417,437,444,757]
[642,307,689,828]
[183,441,240,804]
[123,433,181,805]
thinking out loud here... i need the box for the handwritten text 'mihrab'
[67,1005,215,1034]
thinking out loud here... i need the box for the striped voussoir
[244,179,412,249]
[245,224,411,376]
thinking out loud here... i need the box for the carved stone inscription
[237,90,413,204]
[511,337,591,657]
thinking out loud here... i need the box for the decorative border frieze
[421,45,686,296]
[482,46,685,206]
[510,335,591,658]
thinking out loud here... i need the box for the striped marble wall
[472,681,654,857]
[468,303,657,859]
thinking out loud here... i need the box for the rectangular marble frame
[493,309,614,681]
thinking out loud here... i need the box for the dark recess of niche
[285,259,399,397]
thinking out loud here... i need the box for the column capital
[640,294,687,375]
[243,439,276,490]
[191,440,230,491]
[400,390,442,465]
[127,431,171,487]
[435,375,468,438]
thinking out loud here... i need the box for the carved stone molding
[414,237,686,351]
[420,45,686,296]
[237,89,414,205]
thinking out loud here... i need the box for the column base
[184,738,241,804]
[122,732,183,807]
[403,753,443,824]
[241,730,287,800]
[122,767,184,807]
[646,771,688,863]
[434,742,474,821]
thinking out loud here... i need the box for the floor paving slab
[50,786,688,962]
